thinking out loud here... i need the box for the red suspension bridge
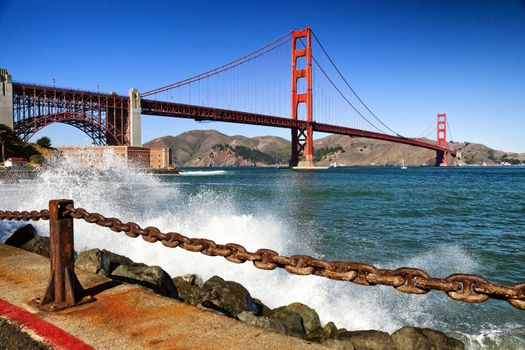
[0,28,455,167]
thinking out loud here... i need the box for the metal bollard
[32,199,90,311]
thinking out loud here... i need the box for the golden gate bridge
[0,27,455,167]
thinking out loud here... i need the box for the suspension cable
[297,38,388,134]
[311,31,405,137]
[414,116,437,139]
[142,31,292,97]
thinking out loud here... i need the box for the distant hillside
[144,130,290,166]
[143,130,525,167]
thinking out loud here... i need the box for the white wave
[178,170,227,176]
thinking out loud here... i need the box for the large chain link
[1,205,523,311]
[63,205,525,311]
[0,209,50,221]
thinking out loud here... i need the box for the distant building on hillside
[58,146,173,169]
[4,157,27,168]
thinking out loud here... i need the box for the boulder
[202,276,258,318]
[5,224,36,247]
[271,305,306,338]
[177,274,204,287]
[20,236,50,258]
[110,263,178,299]
[104,250,133,274]
[172,276,211,306]
[253,298,273,317]
[238,311,287,335]
[272,303,321,339]
[335,330,395,350]
[323,321,338,339]
[392,326,464,350]
[199,299,234,318]
[75,249,110,275]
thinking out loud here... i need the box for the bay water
[0,154,523,349]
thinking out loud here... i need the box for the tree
[36,136,52,148]
[0,124,24,163]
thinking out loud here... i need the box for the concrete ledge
[0,244,326,349]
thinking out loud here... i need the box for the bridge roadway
[142,99,454,155]
[10,82,452,155]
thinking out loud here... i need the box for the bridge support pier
[436,113,448,166]
[0,68,13,130]
[290,125,314,168]
[435,150,445,167]
[128,88,142,147]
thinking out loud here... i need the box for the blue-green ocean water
[168,166,525,348]
[1,164,524,349]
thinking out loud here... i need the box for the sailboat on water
[401,159,408,170]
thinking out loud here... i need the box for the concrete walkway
[0,244,326,350]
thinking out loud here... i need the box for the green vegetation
[487,149,497,163]
[266,148,290,164]
[212,143,347,164]
[501,154,523,165]
[29,154,45,165]
[0,124,48,165]
[36,136,52,148]
[213,144,278,164]
[314,145,344,162]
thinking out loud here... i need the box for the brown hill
[144,130,290,166]
[143,130,525,167]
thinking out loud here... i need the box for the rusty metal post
[33,199,87,311]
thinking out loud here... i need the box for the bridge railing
[1,199,523,312]
[12,80,124,97]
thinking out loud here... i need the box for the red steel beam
[12,82,453,155]
[141,99,454,155]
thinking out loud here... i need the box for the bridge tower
[0,68,14,129]
[290,28,314,168]
[436,113,447,166]
[128,88,142,147]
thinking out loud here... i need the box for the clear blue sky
[1,0,524,152]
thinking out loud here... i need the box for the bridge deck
[11,82,452,155]
[141,99,453,154]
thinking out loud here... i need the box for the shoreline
[0,225,466,350]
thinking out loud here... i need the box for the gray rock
[238,311,287,335]
[104,250,133,273]
[197,302,229,317]
[178,274,204,287]
[253,298,273,317]
[202,276,258,318]
[323,321,338,339]
[20,236,50,258]
[272,303,321,339]
[172,276,211,306]
[75,249,110,275]
[336,330,395,350]
[271,305,306,338]
[392,326,464,350]
[111,263,178,299]
[5,224,36,247]
[199,298,234,317]
[322,338,355,350]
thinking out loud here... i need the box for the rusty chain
[1,205,523,310]
[0,209,50,221]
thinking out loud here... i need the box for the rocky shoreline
[4,225,465,350]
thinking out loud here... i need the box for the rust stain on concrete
[0,244,325,350]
